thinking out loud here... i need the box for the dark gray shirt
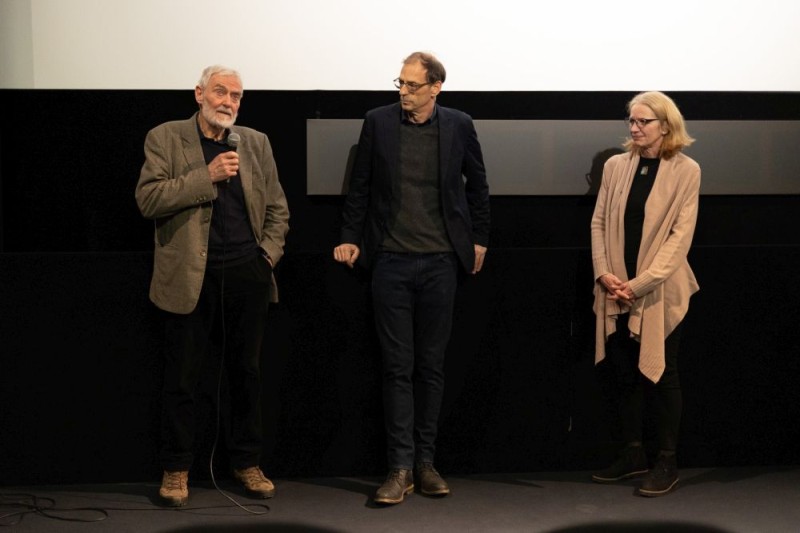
[381,111,452,253]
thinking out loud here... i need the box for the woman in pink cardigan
[590,91,700,497]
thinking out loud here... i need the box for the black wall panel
[0,90,798,485]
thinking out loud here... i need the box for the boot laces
[164,471,186,490]
[240,467,266,484]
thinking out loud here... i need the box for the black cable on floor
[0,491,270,527]
[0,492,108,526]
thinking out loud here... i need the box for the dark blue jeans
[371,252,459,470]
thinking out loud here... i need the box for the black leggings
[603,317,684,453]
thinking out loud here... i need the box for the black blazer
[340,103,490,272]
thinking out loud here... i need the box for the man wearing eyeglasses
[333,51,490,505]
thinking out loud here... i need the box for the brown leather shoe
[233,466,276,498]
[159,470,189,507]
[415,463,450,496]
[374,469,414,504]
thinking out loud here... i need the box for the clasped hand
[600,273,636,305]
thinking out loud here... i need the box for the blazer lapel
[383,106,401,192]
[437,105,453,182]
[231,127,253,201]
[179,114,204,172]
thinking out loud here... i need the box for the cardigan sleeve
[590,157,619,281]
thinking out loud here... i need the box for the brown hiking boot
[159,470,189,507]
[233,466,276,498]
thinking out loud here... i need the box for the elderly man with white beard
[135,65,290,506]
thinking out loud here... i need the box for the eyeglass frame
[393,78,433,93]
[625,117,660,128]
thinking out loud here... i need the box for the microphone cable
[208,164,268,516]
[0,492,107,526]
[0,489,270,527]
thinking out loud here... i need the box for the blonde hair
[623,91,694,159]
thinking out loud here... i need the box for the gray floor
[2,466,799,532]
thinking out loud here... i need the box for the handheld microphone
[227,132,240,151]
[225,133,241,183]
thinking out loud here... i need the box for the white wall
[1,0,799,90]
[0,0,34,87]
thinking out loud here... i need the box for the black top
[624,157,660,277]
[199,127,258,267]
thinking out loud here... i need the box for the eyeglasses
[394,78,431,93]
[625,117,660,128]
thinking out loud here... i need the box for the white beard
[202,105,237,129]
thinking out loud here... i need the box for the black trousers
[603,316,684,453]
[159,255,271,472]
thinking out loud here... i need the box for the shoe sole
[421,487,450,496]
[591,469,649,483]
[374,483,414,505]
[243,488,275,499]
[637,477,679,497]
[159,495,188,507]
